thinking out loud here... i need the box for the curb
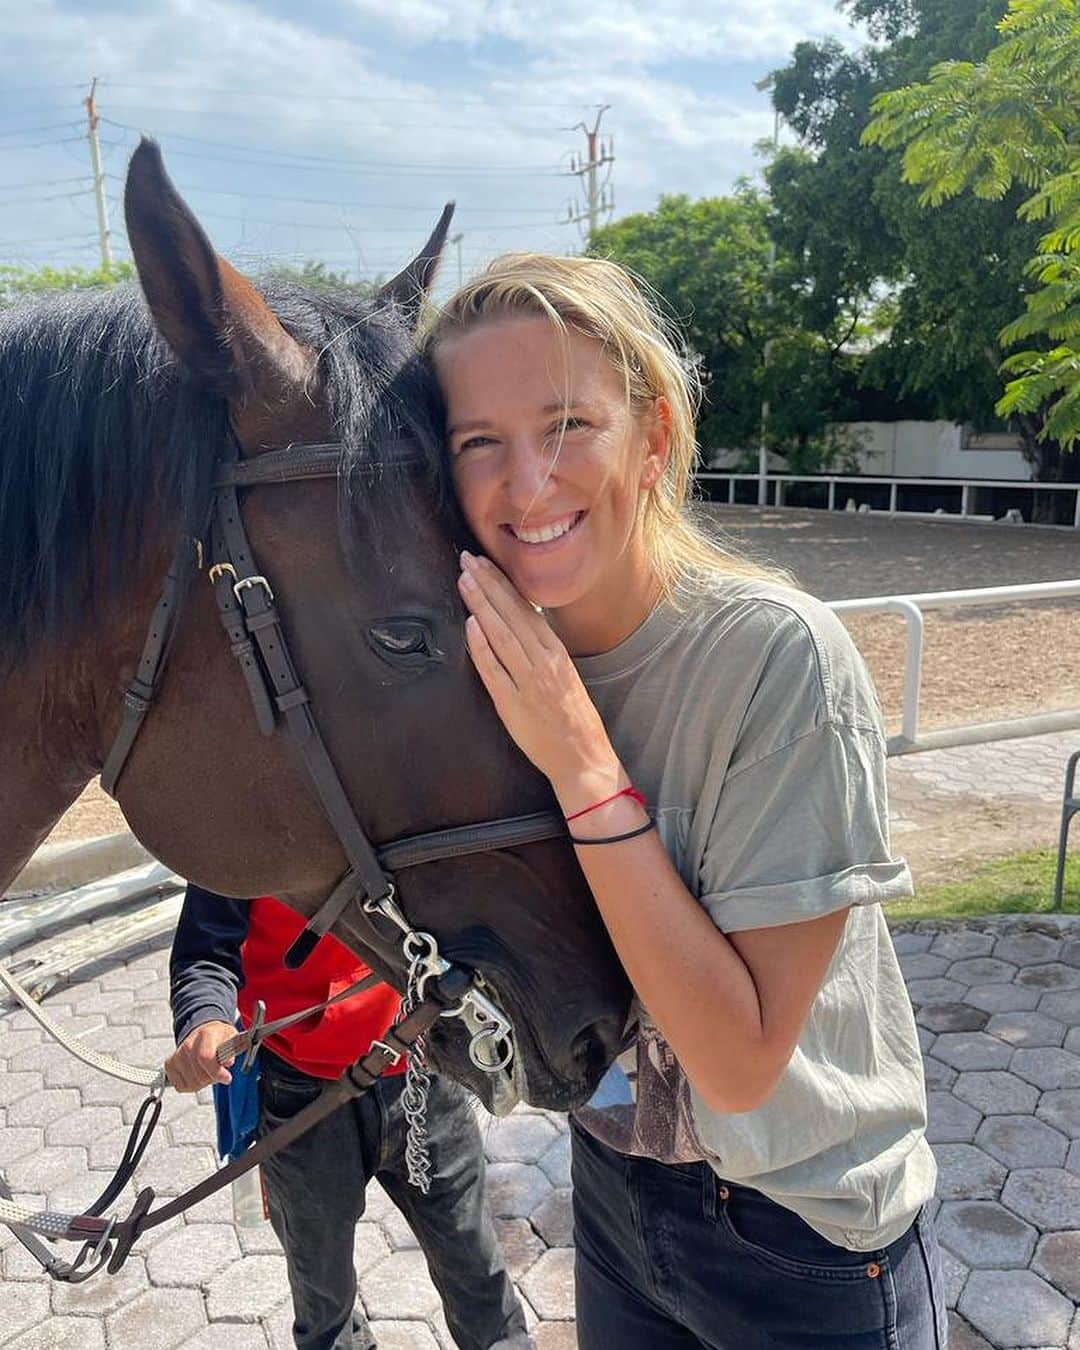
[10,831,151,897]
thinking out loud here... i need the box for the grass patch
[889,848,1080,923]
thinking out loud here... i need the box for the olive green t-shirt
[572,577,936,1252]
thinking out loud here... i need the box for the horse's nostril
[571,1017,623,1076]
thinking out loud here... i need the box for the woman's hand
[457,551,624,809]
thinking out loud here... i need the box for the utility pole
[449,231,463,287]
[84,77,112,269]
[566,106,614,241]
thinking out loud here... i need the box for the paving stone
[533,1325,579,1350]
[1060,936,1080,967]
[106,1287,208,1348]
[493,1217,546,1279]
[958,1268,1074,1349]
[1001,1166,1080,1230]
[954,1071,1039,1116]
[934,1144,1007,1200]
[167,1108,218,1147]
[921,1056,957,1090]
[4,1088,80,1128]
[2,1145,86,1193]
[0,1070,45,1103]
[205,1253,290,1320]
[6,1318,107,1350]
[45,1105,123,1148]
[932,1032,1013,1072]
[364,1323,440,1350]
[986,1010,1066,1049]
[531,1188,574,1247]
[926,1093,981,1144]
[947,957,1018,987]
[938,1244,969,1308]
[538,1133,570,1188]
[52,1253,149,1316]
[967,983,1042,1014]
[917,1003,988,1034]
[936,1200,1037,1269]
[263,1299,295,1350]
[353,1222,391,1275]
[360,1250,441,1319]
[49,1168,137,1215]
[1033,1230,1080,1302]
[906,977,968,1006]
[379,1202,421,1251]
[899,953,951,980]
[916,1025,935,1054]
[1012,1047,1080,1091]
[178,1326,269,1350]
[521,1247,576,1321]
[1019,962,1080,991]
[1037,1090,1080,1138]
[484,1113,560,1164]
[975,1114,1069,1169]
[893,933,934,955]
[0,1126,43,1166]
[145,1222,241,1288]
[1040,988,1080,1023]
[0,1028,44,1060]
[993,933,1062,966]
[484,1162,553,1219]
[1065,1025,1080,1056]
[931,932,995,961]
[946,1311,993,1350]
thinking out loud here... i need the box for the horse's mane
[0,279,446,666]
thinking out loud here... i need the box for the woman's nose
[503,439,556,513]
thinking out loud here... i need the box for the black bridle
[101,433,566,963]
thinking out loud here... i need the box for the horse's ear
[124,139,306,396]
[377,202,455,329]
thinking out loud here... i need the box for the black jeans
[571,1120,948,1350]
[257,1049,527,1350]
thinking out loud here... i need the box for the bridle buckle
[232,574,274,605]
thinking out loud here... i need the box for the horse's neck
[0,655,94,897]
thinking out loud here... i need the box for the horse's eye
[368,619,434,659]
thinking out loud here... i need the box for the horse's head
[108,142,631,1111]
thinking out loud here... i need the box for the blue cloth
[213,1049,261,1162]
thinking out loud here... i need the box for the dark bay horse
[0,141,629,1112]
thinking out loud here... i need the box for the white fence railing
[828,579,1080,755]
[698,472,1080,528]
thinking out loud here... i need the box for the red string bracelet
[564,785,646,823]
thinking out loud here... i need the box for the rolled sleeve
[698,720,913,934]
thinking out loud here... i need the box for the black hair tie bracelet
[568,819,656,846]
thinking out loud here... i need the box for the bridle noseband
[100,432,568,1064]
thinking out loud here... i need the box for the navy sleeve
[169,884,251,1046]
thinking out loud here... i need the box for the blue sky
[1,1,862,292]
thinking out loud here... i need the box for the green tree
[0,261,135,308]
[765,0,1065,477]
[589,190,861,469]
[864,0,1080,473]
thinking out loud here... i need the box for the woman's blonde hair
[422,252,787,597]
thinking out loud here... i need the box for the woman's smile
[504,509,586,548]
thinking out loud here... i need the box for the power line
[0,176,92,192]
[2,135,87,153]
[99,80,594,111]
[101,119,565,176]
[0,121,84,140]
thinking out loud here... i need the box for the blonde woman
[424,256,947,1349]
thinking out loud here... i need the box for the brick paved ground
[2,908,1078,1345]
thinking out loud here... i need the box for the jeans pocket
[718,1186,889,1285]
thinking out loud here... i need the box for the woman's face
[435,315,667,652]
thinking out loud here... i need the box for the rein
[1,433,569,1282]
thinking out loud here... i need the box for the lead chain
[398,954,434,1193]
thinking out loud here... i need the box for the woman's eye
[368,620,433,658]
[457,435,495,454]
[555,416,589,434]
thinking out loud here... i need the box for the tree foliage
[864,0,1080,464]
[0,262,135,308]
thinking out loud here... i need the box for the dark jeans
[257,1049,527,1350]
[570,1120,948,1350]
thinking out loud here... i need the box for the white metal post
[889,482,898,514]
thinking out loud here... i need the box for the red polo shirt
[237,896,405,1081]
